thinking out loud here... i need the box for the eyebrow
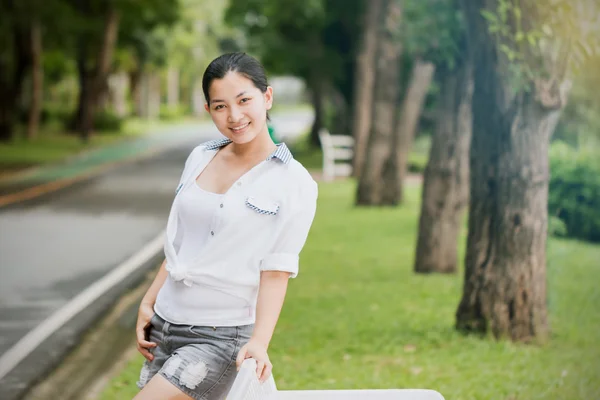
[210,91,248,104]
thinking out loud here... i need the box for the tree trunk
[148,72,161,119]
[192,78,204,117]
[382,59,435,203]
[130,67,142,116]
[79,7,120,141]
[356,0,403,206]
[414,61,472,274]
[167,66,179,108]
[455,0,567,341]
[351,0,382,178]
[26,16,42,140]
[330,86,349,137]
[0,16,30,142]
[109,71,129,117]
[309,75,324,147]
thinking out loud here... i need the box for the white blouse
[154,138,318,326]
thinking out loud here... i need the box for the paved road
[0,109,313,399]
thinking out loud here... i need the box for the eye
[240,98,251,103]
[214,104,225,110]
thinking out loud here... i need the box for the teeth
[232,123,249,131]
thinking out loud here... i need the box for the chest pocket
[245,196,280,216]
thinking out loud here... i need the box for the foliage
[99,182,600,400]
[93,110,124,132]
[159,104,187,121]
[549,141,600,243]
[225,0,362,106]
[480,0,600,92]
[553,54,600,147]
[403,0,465,67]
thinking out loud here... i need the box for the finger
[138,339,157,348]
[136,344,154,361]
[236,347,247,370]
[260,362,273,383]
[256,360,265,379]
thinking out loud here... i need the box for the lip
[230,122,250,134]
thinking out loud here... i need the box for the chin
[228,130,257,144]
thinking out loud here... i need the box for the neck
[229,126,276,159]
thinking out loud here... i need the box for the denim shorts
[137,313,253,400]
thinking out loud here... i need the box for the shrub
[159,105,187,120]
[548,141,600,242]
[93,110,124,132]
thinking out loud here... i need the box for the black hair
[202,52,271,120]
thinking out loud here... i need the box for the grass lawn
[98,180,600,400]
[0,118,198,176]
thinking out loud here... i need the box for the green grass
[98,181,600,400]
[0,118,194,174]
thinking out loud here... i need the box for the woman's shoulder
[279,158,318,199]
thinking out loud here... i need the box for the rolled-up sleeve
[260,181,318,278]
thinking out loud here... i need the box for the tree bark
[382,59,435,204]
[309,75,325,147]
[356,0,403,206]
[148,72,161,119]
[109,71,128,117]
[167,66,179,108]
[0,10,30,142]
[414,60,472,274]
[455,0,567,341]
[78,7,120,141]
[351,0,382,178]
[26,15,42,140]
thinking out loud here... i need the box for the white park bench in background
[228,359,445,400]
[318,128,355,182]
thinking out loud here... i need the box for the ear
[204,103,210,113]
[264,86,273,110]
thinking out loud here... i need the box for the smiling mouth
[230,122,250,132]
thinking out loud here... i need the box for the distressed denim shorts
[137,313,253,400]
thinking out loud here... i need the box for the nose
[228,105,243,123]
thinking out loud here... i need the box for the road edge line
[0,230,165,380]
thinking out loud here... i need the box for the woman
[133,52,318,399]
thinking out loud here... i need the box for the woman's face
[205,71,273,144]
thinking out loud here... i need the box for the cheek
[211,112,227,126]
[247,102,267,121]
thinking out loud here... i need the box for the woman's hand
[135,302,157,361]
[236,339,272,383]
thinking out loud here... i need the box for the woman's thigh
[134,374,194,400]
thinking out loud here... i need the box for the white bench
[228,359,445,400]
[318,129,355,182]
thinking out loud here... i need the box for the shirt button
[210,231,215,236]
[237,181,242,186]
[220,204,224,208]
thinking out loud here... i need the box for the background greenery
[98,181,600,400]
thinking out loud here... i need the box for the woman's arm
[140,259,169,307]
[136,259,168,361]
[252,270,291,348]
[236,270,290,382]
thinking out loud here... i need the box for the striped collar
[203,138,293,165]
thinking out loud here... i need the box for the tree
[351,0,382,178]
[414,0,472,274]
[455,0,599,340]
[356,0,403,205]
[226,0,362,146]
[27,11,43,140]
[386,58,435,203]
[0,0,33,142]
[68,0,179,139]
